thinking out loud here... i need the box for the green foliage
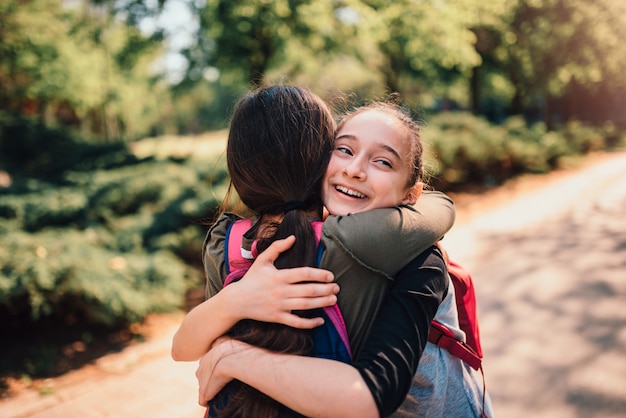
[188,0,340,87]
[352,0,480,96]
[0,229,186,325]
[478,0,626,122]
[561,120,606,154]
[0,0,170,141]
[3,0,624,137]
[423,112,619,190]
[0,113,136,178]
[0,146,226,329]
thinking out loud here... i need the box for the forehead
[338,109,410,152]
[341,109,398,127]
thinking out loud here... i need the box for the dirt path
[442,150,626,417]
[1,150,625,418]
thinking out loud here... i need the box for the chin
[338,205,364,216]
[326,204,348,217]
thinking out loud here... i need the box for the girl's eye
[375,159,392,168]
[336,146,352,156]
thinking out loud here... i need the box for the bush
[422,112,620,190]
[0,113,137,179]
[0,146,227,330]
[425,112,513,188]
[0,229,189,325]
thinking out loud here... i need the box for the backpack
[431,259,489,417]
[223,218,352,364]
[428,259,483,370]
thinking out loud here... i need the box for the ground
[0,312,187,399]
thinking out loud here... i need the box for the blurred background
[1,0,625,403]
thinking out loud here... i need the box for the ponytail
[214,84,334,418]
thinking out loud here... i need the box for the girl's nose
[343,159,366,180]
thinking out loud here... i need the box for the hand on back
[231,236,339,329]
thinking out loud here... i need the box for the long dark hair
[215,85,335,418]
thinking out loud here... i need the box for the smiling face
[322,109,422,216]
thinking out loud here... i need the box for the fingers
[280,313,326,329]
[256,238,335,283]
[251,236,335,285]
[196,358,211,406]
[256,235,296,263]
[196,339,234,406]
[288,281,339,299]
[277,266,335,285]
[289,292,338,309]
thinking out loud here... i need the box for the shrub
[0,114,136,179]
[422,112,618,190]
[0,228,189,326]
[562,120,606,154]
[0,146,227,330]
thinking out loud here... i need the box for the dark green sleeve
[202,212,242,299]
[321,191,455,278]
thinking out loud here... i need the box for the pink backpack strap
[311,221,323,244]
[323,304,351,358]
[312,221,351,358]
[428,259,483,369]
[428,320,481,370]
[224,219,253,286]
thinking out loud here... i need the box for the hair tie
[284,200,306,213]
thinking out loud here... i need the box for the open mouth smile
[335,185,366,199]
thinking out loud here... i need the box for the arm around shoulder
[322,190,455,277]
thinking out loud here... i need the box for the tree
[489,0,626,126]
[184,0,341,88]
[333,0,480,105]
[0,0,169,141]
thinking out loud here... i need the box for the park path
[440,149,626,417]
[0,313,205,418]
[1,150,625,418]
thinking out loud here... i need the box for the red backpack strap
[429,320,489,418]
[428,320,482,370]
[433,259,489,416]
[448,259,483,357]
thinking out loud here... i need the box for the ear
[401,182,423,205]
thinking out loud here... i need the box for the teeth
[335,185,365,199]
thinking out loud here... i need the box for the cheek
[325,157,341,179]
[321,167,334,198]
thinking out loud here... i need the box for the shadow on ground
[474,194,626,417]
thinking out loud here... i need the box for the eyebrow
[336,134,403,161]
